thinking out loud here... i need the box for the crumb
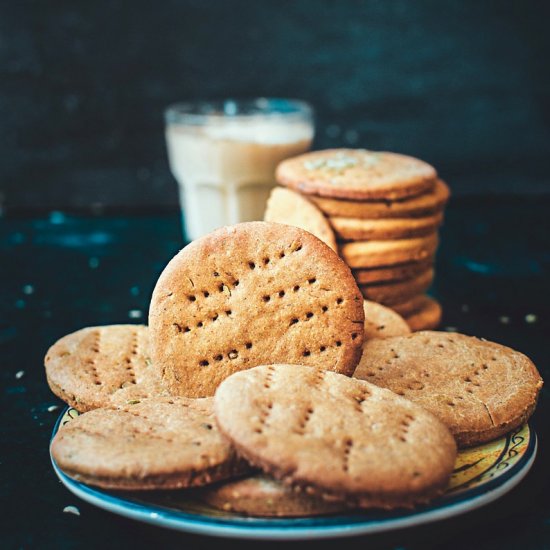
[63,506,80,516]
[525,314,537,324]
[499,316,510,325]
[15,370,25,379]
[128,309,143,319]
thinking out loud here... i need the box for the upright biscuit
[214,364,457,509]
[149,222,365,398]
[51,397,250,490]
[353,257,434,285]
[406,296,442,331]
[264,187,337,251]
[363,300,411,340]
[330,213,443,241]
[277,149,436,200]
[339,234,438,269]
[354,332,543,447]
[359,269,434,306]
[45,325,167,412]
[310,179,450,219]
[199,474,348,517]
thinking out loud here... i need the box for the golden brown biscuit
[44,325,167,412]
[149,222,365,398]
[353,257,434,285]
[363,300,411,340]
[214,364,457,509]
[264,187,337,251]
[354,332,543,447]
[51,397,250,490]
[406,296,442,331]
[331,213,443,241]
[359,270,434,306]
[277,149,436,200]
[391,294,430,317]
[199,474,348,517]
[310,179,450,219]
[339,234,439,269]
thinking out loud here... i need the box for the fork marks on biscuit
[342,438,354,472]
[398,413,415,443]
[88,330,102,386]
[353,387,371,412]
[121,330,138,388]
[293,404,314,435]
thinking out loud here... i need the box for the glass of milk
[165,98,314,241]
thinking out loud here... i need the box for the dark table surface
[2,196,549,549]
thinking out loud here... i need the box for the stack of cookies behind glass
[266,149,449,331]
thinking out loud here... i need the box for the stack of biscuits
[274,149,450,331]
[45,221,543,518]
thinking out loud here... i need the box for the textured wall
[1,0,549,211]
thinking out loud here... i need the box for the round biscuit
[339,234,439,269]
[391,294,430,317]
[359,269,434,306]
[276,149,436,200]
[354,332,543,447]
[44,325,167,412]
[406,296,442,331]
[51,397,250,490]
[149,222,365,397]
[264,187,337,251]
[331,212,443,241]
[199,474,348,517]
[353,257,434,285]
[214,364,457,509]
[310,179,450,219]
[363,300,411,340]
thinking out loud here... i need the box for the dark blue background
[1,0,549,211]
[2,198,550,549]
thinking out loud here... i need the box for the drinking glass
[165,98,314,241]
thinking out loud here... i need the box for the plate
[51,408,536,540]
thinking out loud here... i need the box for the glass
[164,98,314,241]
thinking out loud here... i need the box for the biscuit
[330,213,443,241]
[199,474,348,517]
[406,296,442,331]
[354,332,543,447]
[310,179,450,219]
[353,257,434,285]
[51,397,250,490]
[391,294,429,317]
[339,234,438,269]
[276,149,436,200]
[363,300,411,340]
[214,364,457,509]
[264,187,337,251]
[45,325,167,412]
[359,270,434,306]
[149,222,365,398]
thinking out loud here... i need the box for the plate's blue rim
[50,408,537,539]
